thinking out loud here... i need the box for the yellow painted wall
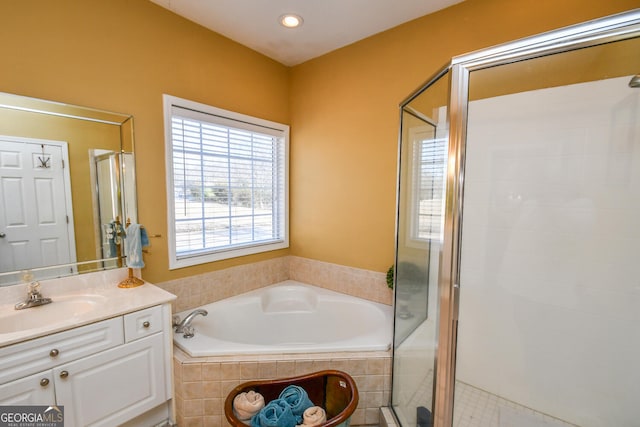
[289,0,639,273]
[0,0,290,283]
[0,0,637,283]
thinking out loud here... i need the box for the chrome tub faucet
[172,309,208,338]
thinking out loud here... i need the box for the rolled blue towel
[250,398,297,427]
[279,385,314,424]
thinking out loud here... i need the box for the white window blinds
[164,96,288,268]
[413,137,447,241]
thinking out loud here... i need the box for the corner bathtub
[173,280,393,357]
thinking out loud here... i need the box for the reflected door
[0,137,75,277]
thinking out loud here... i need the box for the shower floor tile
[453,381,578,427]
[396,367,579,427]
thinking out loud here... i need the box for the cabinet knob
[40,378,49,387]
[49,349,59,358]
[143,321,151,328]
[59,370,69,379]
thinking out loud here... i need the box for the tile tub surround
[289,257,391,306]
[156,256,392,313]
[173,347,392,427]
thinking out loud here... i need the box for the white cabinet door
[54,333,166,427]
[0,370,55,405]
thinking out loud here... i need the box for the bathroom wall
[288,0,639,274]
[0,0,290,284]
[456,76,640,426]
[0,0,636,287]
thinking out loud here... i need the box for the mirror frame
[0,92,137,286]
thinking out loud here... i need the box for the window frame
[406,125,447,248]
[163,94,289,269]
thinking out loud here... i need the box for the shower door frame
[397,8,640,427]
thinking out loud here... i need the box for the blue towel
[140,226,149,247]
[279,385,314,424]
[250,399,297,427]
[124,223,147,268]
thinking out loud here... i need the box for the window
[415,136,446,241]
[163,95,289,269]
[409,127,447,243]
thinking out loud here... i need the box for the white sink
[0,294,107,334]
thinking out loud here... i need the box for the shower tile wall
[173,348,391,427]
[456,76,640,427]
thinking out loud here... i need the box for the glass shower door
[453,36,640,427]
[395,11,639,427]
[392,72,450,427]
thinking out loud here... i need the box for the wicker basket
[224,370,359,427]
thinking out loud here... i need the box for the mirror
[0,92,137,286]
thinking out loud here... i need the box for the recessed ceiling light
[279,13,303,28]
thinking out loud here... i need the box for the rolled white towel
[233,390,265,422]
[298,406,327,427]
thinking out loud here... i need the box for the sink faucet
[15,281,52,310]
[173,309,208,337]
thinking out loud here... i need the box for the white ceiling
[149,0,464,66]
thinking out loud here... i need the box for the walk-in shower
[392,10,640,427]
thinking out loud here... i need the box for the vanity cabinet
[0,304,173,427]
[0,370,55,405]
[55,333,165,427]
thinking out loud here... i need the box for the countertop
[0,268,176,348]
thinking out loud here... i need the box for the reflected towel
[234,391,265,423]
[250,398,297,427]
[279,385,314,424]
[124,223,146,268]
[105,223,117,258]
[298,406,326,427]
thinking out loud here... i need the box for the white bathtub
[173,280,393,357]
